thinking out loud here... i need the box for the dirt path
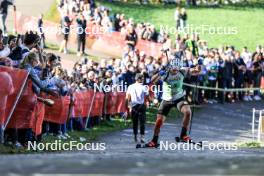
[0,101,264,175]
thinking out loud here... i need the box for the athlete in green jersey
[145,55,201,148]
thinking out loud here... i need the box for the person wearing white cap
[126,73,149,143]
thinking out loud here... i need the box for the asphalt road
[0,101,264,175]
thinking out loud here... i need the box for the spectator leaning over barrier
[20,52,58,97]
[126,73,149,143]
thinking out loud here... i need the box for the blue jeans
[0,13,7,34]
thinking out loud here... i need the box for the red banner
[72,91,93,117]
[44,96,71,124]
[90,92,105,117]
[116,92,127,113]
[105,92,118,115]
[7,80,37,129]
[32,102,45,135]
[105,92,127,115]
[0,66,28,126]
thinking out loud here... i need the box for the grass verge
[0,118,131,154]
[238,141,263,148]
[45,0,264,51]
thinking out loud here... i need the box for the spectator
[233,51,246,101]
[59,10,72,54]
[125,24,138,51]
[76,13,87,56]
[180,8,187,30]
[174,7,181,30]
[37,14,46,49]
[252,53,263,101]
[0,0,16,35]
[241,46,253,101]
[185,34,198,57]
[204,51,218,103]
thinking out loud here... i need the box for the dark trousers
[131,104,146,136]
[234,76,244,100]
[218,78,224,103]
[77,35,86,53]
[205,80,217,100]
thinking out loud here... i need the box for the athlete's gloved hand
[159,69,166,76]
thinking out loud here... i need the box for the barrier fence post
[258,111,262,142]
[85,91,96,129]
[252,108,255,140]
[223,89,226,104]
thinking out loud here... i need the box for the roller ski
[175,136,203,147]
[136,141,160,149]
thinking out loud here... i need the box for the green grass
[0,118,131,154]
[44,0,61,23]
[44,1,264,51]
[97,1,264,51]
[238,141,262,148]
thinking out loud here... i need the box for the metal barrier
[252,108,264,142]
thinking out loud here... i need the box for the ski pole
[189,76,198,135]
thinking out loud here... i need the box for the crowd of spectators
[56,0,178,54]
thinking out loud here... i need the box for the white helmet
[169,57,183,70]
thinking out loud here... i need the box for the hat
[140,51,145,57]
